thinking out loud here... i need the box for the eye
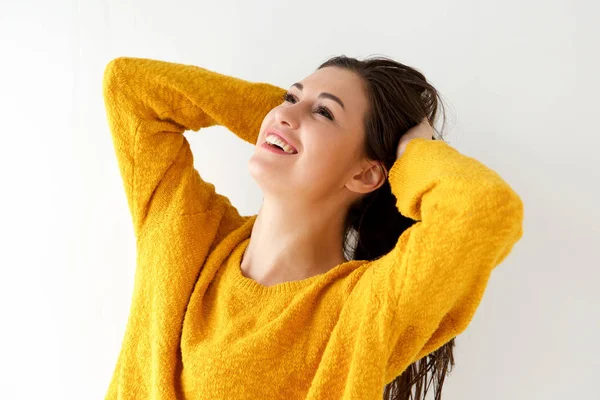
[282,92,295,103]
[314,105,334,120]
[282,91,335,121]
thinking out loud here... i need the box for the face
[249,66,383,208]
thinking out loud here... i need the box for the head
[250,54,453,399]
[249,62,384,219]
[249,54,447,254]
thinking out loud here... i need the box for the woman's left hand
[396,117,434,159]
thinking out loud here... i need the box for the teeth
[265,134,296,154]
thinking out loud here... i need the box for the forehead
[297,66,369,116]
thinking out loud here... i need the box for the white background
[0,0,598,398]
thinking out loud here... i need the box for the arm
[346,138,524,382]
[102,57,286,241]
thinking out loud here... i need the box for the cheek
[302,141,351,180]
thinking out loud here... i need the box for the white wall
[0,0,598,398]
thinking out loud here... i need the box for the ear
[345,160,387,194]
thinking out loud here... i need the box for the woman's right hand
[396,117,434,159]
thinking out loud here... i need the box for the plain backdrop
[0,0,598,399]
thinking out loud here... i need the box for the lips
[264,128,298,153]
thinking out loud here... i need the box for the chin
[248,160,297,198]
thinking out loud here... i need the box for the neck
[240,197,348,286]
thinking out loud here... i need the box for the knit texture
[102,57,524,400]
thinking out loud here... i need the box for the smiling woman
[102,55,523,400]
[247,55,459,399]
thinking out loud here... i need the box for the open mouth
[261,141,297,155]
[269,142,284,151]
[264,132,298,154]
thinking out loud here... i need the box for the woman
[102,55,523,400]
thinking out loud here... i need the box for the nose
[274,103,300,130]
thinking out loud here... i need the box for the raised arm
[102,57,286,240]
[340,138,524,383]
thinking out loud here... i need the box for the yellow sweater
[102,57,524,400]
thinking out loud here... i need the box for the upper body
[102,56,524,399]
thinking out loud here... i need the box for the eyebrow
[291,82,345,111]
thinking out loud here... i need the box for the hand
[396,117,434,159]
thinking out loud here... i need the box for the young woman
[102,55,523,400]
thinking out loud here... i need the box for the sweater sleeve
[101,57,285,241]
[352,138,524,383]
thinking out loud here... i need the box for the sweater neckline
[224,219,362,295]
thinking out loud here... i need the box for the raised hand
[396,117,434,159]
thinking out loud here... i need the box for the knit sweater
[102,57,524,400]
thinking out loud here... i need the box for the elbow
[102,58,120,97]
[102,57,131,95]
[470,183,524,243]
[488,185,525,255]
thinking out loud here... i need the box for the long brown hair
[316,55,455,400]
